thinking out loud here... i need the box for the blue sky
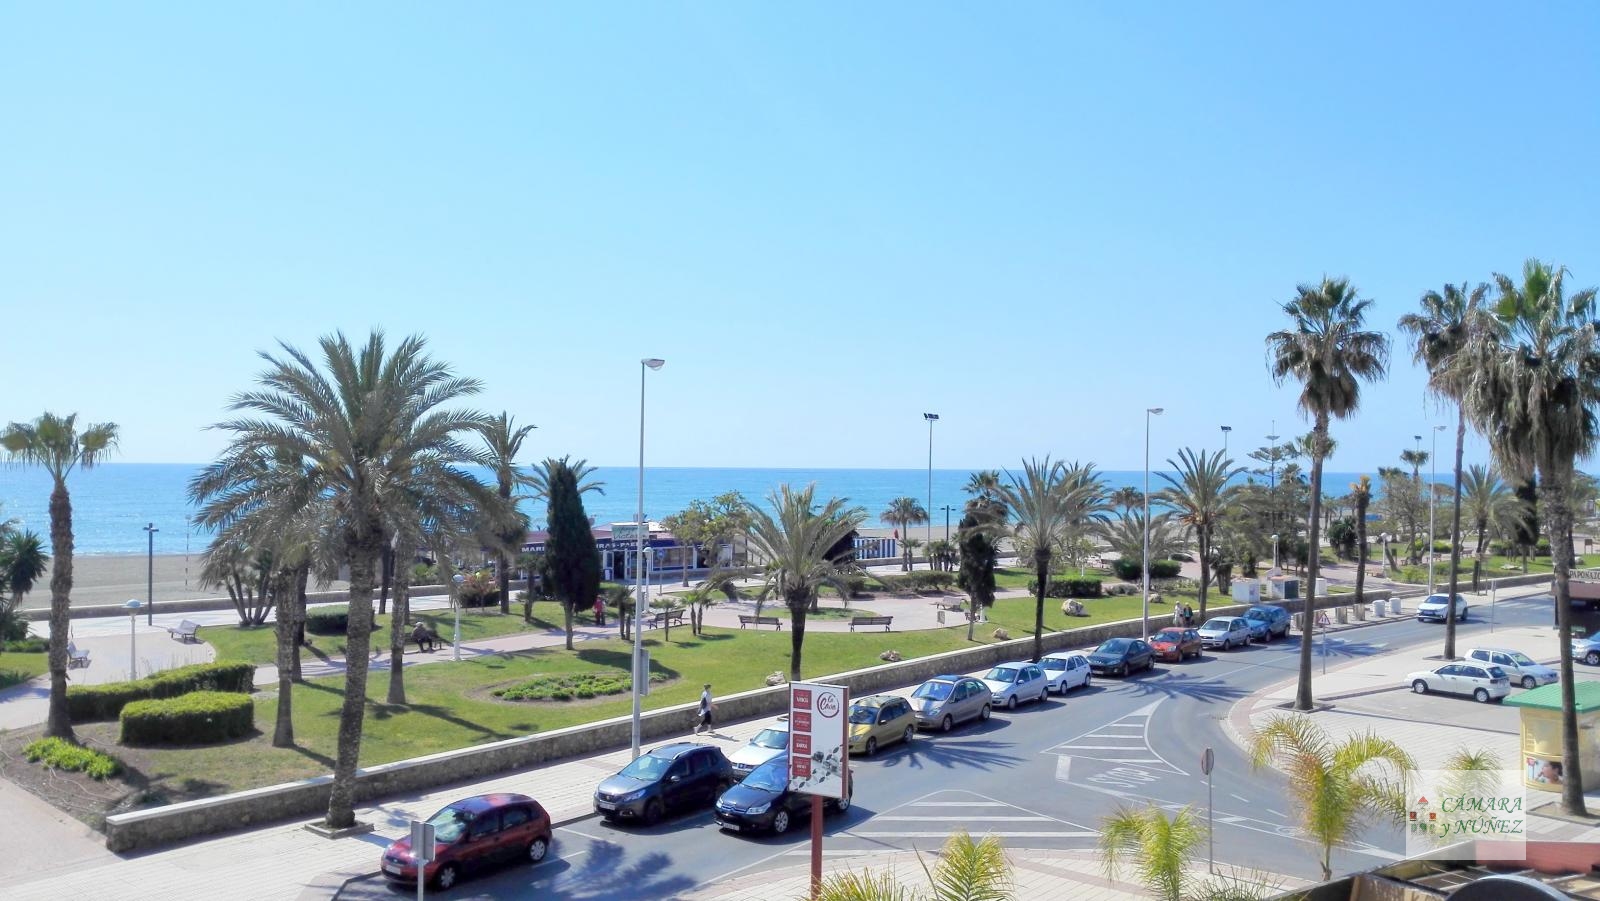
[3,3,1597,472]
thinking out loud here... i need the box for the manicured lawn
[993,567,1112,591]
[203,606,576,666]
[767,605,881,621]
[0,651,49,688]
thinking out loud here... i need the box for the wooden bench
[166,619,202,643]
[648,609,686,630]
[67,642,90,669]
[849,615,894,632]
[932,599,964,612]
[738,615,782,630]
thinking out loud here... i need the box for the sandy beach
[19,554,349,611]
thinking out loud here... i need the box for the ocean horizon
[0,462,1432,556]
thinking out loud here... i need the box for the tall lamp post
[923,413,939,547]
[1142,407,1164,641]
[1220,425,1232,456]
[941,505,955,543]
[633,358,666,761]
[451,573,465,662]
[1429,424,1445,594]
[144,523,158,625]
[123,599,143,680]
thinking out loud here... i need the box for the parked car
[1416,593,1469,623]
[1197,616,1251,651]
[1575,632,1600,666]
[1243,604,1292,641]
[1087,638,1155,677]
[714,756,852,835]
[729,724,789,775]
[980,661,1050,710]
[1467,647,1558,689]
[593,742,733,826]
[848,694,916,757]
[1039,651,1093,693]
[911,674,993,732]
[1149,627,1201,662]
[1406,663,1511,703]
[380,793,552,890]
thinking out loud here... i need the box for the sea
[0,464,1390,556]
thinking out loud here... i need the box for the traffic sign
[1201,747,1215,776]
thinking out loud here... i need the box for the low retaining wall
[100,591,1373,852]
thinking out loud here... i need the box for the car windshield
[426,806,473,844]
[1201,619,1231,631]
[1508,652,1537,666]
[1041,657,1068,670]
[619,754,674,781]
[914,681,954,701]
[849,706,878,725]
[985,666,1019,683]
[1097,639,1131,654]
[1155,631,1184,642]
[750,729,788,750]
[745,759,788,791]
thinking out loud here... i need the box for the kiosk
[1504,681,1600,792]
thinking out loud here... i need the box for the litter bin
[1505,682,1600,792]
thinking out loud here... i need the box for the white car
[1197,616,1251,651]
[728,725,788,774]
[980,661,1050,710]
[1039,652,1092,694]
[1574,632,1600,666]
[1416,593,1469,623]
[1466,647,1558,689]
[1406,662,1511,703]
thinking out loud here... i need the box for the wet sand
[20,554,348,611]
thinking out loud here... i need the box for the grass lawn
[993,567,1113,592]
[0,651,49,689]
[767,605,881,621]
[203,605,578,666]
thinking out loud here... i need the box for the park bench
[849,615,894,632]
[412,624,445,652]
[738,615,782,630]
[166,619,202,643]
[67,642,90,669]
[648,609,686,630]
[1367,568,1386,580]
[932,598,964,612]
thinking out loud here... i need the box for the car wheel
[434,863,460,891]
[771,809,791,834]
[527,837,549,864]
[1146,658,1155,672]
[865,737,877,757]
[1006,695,1018,710]
[1475,688,1490,703]
[1589,651,1600,667]
[1412,679,1429,694]
[834,792,852,814]
[979,704,991,722]
[1118,664,1128,677]
[902,725,915,745]
[1460,608,1468,621]
[1082,673,1091,689]
[941,715,953,733]
[1523,676,1538,690]
[643,799,664,827]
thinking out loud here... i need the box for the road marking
[905,801,1012,807]
[849,831,1099,839]
[1267,809,1286,819]
[874,816,1052,822]
[1230,793,1250,804]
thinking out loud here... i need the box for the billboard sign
[788,681,848,799]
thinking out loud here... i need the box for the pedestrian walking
[593,595,606,627]
[695,683,714,734]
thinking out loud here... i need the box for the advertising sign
[788,681,848,799]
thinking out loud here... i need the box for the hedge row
[1026,578,1104,598]
[119,691,255,745]
[868,571,957,593]
[67,661,257,722]
[23,737,122,779]
[1111,559,1183,581]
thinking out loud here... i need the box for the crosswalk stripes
[787,790,1099,853]
[1041,699,1186,775]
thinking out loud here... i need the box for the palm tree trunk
[387,561,411,705]
[272,571,295,747]
[1354,494,1369,605]
[1294,421,1327,713]
[325,540,380,830]
[378,545,391,617]
[45,480,73,742]
[1196,531,1210,622]
[1545,471,1587,816]
[1443,407,1467,661]
[497,549,511,617]
[1032,549,1049,664]
[788,593,808,681]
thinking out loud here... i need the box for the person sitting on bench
[411,620,437,652]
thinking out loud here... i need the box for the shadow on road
[334,837,697,900]
[1120,672,1248,704]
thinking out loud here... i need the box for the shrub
[493,669,666,702]
[1112,559,1182,581]
[119,691,255,745]
[1536,538,1552,557]
[1027,578,1103,599]
[68,661,257,722]
[23,737,122,780]
[3,636,47,653]
[1,617,29,642]
[305,606,350,635]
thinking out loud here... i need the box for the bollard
[1336,607,1349,624]
[1354,603,1366,621]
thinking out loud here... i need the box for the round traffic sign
[1201,747,1215,776]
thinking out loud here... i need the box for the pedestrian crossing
[1042,700,1187,776]
[786,790,1099,856]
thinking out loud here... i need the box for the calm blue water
[0,463,1388,555]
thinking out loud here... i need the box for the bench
[166,619,202,643]
[648,609,686,630]
[850,615,894,632]
[412,626,445,652]
[67,642,90,669]
[1367,568,1385,580]
[738,615,782,630]
[932,599,964,612]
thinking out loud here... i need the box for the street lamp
[634,357,665,761]
[1380,532,1391,573]
[1220,425,1232,456]
[1429,425,1445,593]
[143,523,158,625]
[923,413,939,549]
[123,599,143,681]
[451,573,465,662]
[941,505,955,543]
[1270,533,1281,576]
[1142,407,1163,641]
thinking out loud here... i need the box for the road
[331,591,1564,900]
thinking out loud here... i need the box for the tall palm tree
[1349,476,1372,604]
[1461,465,1522,562]
[2,413,119,741]
[1249,714,1416,881]
[812,830,1013,901]
[995,458,1107,663]
[476,412,536,614]
[1108,485,1144,518]
[1099,509,1186,573]
[1461,259,1600,816]
[880,497,929,571]
[963,469,1002,501]
[1401,282,1491,660]
[199,331,493,830]
[744,484,864,681]
[1266,277,1390,712]
[1099,804,1208,901]
[0,530,49,648]
[1157,448,1242,620]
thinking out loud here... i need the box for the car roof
[448,793,534,813]
[648,742,712,759]
[1468,647,1521,655]
[755,722,791,733]
[1042,650,1084,658]
[928,674,969,683]
[1204,615,1243,622]
[853,694,899,707]
[994,660,1034,668]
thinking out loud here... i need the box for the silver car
[727,725,788,775]
[911,675,993,732]
[980,661,1050,710]
[1406,663,1511,703]
[1197,616,1251,651]
[1467,647,1557,689]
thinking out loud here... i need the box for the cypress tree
[544,458,601,650]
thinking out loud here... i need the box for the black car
[1087,637,1155,677]
[593,742,733,826]
[714,756,852,835]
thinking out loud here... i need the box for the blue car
[1243,605,1292,642]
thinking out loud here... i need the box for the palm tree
[812,830,1012,901]
[880,497,929,571]
[1249,714,1416,881]
[1266,278,1390,712]
[1108,485,1144,517]
[198,331,494,830]
[1400,282,1491,657]
[1157,448,1242,621]
[963,469,1002,501]
[1397,447,1430,560]
[1461,465,1522,565]
[1461,259,1600,816]
[476,412,536,615]
[2,413,119,741]
[1099,509,1185,571]
[1099,804,1207,901]
[995,458,1106,663]
[0,530,49,648]
[1349,476,1372,603]
[743,484,864,681]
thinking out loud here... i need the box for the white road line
[1230,793,1250,804]
[1060,745,1148,750]
[1267,809,1286,819]
[906,802,1010,807]
[850,831,1099,839]
[781,849,873,857]
[559,826,608,843]
[874,816,1052,822]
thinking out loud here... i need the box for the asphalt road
[334,590,1565,900]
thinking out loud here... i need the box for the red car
[380,793,552,890]
[1149,627,1201,662]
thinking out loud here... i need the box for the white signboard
[611,523,644,541]
[788,681,849,799]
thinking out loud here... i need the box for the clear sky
[4,3,1597,473]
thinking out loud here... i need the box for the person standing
[593,595,606,627]
[695,683,714,735]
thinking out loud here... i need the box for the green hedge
[3,637,47,653]
[306,606,350,635]
[870,571,956,593]
[23,737,122,779]
[120,691,255,745]
[1027,578,1104,598]
[1112,559,1183,581]
[68,661,257,722]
